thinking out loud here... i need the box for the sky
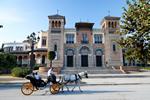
[0,0,126,46]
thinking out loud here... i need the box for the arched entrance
[18,56,22,66]
[66,49,74,67]
[80,46,90,67]
[95,49,103,67]
[41,55,45,64]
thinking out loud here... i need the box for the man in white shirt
[47,67,56,83]
[34,72,41,80]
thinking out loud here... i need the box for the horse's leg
[78,80,82,92]
[61,85,64,92]
[64,84,70,92]
[71,81,77,92]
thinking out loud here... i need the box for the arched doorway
[41,55,45,64]
[95,49,103,67]
[80,46,90,67]
[66,49,74,67]
[18,56,22,66]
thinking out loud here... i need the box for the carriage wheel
[21,82,34,95]
[50,83,60,94]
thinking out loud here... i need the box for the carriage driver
[47,67,57,84]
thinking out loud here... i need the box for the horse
[61,71,88,92]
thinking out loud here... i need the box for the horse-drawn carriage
[21,71,88,95]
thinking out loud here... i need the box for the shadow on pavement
[32,90,133,96]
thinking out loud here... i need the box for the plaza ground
[0,71,150,100]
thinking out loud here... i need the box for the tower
[48,14,66,70]
[101,16,123,67]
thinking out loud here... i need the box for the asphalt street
[0,72,150,100]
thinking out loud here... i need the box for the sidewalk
[0,71,150,85]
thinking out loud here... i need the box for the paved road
[0,82,150,100]
[1,72,150,100]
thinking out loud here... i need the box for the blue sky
[0,0,126,46]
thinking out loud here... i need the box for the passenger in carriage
[33,72,45,88]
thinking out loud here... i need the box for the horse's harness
[65,73,82,83]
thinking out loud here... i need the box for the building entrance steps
[61,67,122,74]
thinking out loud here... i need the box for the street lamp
[27,32,40,72]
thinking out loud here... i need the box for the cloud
[0,8,25,23]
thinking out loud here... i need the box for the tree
[48,51,56,68]
[0,53,17,72]
[0,44,4,52]
[118,0,150,66]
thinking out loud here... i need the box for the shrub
[33,66,39,70]
[11,67,31,77]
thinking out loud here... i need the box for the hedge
[11,67,31,77]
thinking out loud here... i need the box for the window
[16,46,23,51]
[94,34,102,44]
[54,44,57,51]
[114,22,117,28]
[8,46,13,52]
[113,44,116,52]
[42,36,47,46]
[52,21,54,28]
[82,33,88,44]
[108,22,111,28]
[66,34,74,44]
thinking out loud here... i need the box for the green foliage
[33,66,39,70]
[11,67,31,77]
[48,51,56,68]
[48,51,56,61]
[0,53,17,71]
[118,0,150,66]
[0,44,4,52]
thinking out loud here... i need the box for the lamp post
[27,32,40,72]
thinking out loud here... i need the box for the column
[64,55,67,68]
[73,55,76,67]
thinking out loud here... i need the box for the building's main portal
[95,49,103,67]
[96,55,102,67]
[67,56,73,67]
[79,46,90,67]
[81,55,88,67]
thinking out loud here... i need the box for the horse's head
[84,71,88,78]
[78,71,88,78]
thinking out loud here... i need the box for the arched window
[108,22,111,28]
[55,21,58,28]
[58,21,61,27]
[114,22,117,28]
[41,55,45,64]
[54,44,57,51]
[111,22,114,28]
[18,56,22,66]
[113,44,116,52]
[52,21,54,28]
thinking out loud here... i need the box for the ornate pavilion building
[3,14,124,73]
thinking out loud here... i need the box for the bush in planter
[34,65,39,70]
[11,67,30,77]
